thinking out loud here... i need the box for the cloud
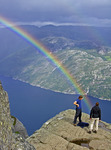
[0,0,111,26]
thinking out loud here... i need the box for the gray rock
[0,81,35,150]
[89,139,111,150]
[11,116,28,138]
[12,134,36,150]
[0,81,13,150]
[27,109,111,150]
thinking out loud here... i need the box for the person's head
[78,95,83,100]
[95,102,99,106]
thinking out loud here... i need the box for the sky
[0,0,111,27]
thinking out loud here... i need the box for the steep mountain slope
[0,25,111,99]
[0,44,111,100]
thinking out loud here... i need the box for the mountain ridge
[0,46,111,100]
[0,25,111,100]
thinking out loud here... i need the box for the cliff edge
[27,109,111,150]
[1,79,111,150]
[0,81,35,150]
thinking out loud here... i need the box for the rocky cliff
[27,109,111,150]
[0,81,13,149]
[0,81,35,150]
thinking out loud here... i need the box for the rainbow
[0,16,92,110]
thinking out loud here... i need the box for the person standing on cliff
[73,95,83,126]
[88,102,101,134]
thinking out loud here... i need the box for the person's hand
[77,104,79,107]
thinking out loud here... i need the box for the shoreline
[0,74,110,101]
[13,77,111,101]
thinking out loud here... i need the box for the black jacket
[90,105,101,120]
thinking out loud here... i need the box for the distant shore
[13,77,111,101]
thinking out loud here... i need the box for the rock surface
[0,81,35,150]
[27,109,111,150]
[0,81,13,150]
[11,116,28,138]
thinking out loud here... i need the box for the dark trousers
[74,108,82,124]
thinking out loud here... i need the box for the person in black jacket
[88,102,101,134]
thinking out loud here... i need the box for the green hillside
[0,44,111,100]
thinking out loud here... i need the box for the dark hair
[96,102,99,106]
[79,95,83,99]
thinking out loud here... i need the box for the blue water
[0,75,111,135]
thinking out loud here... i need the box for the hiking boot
[73,124,76,126]
[93,130,97,133]
[88,131,91,134]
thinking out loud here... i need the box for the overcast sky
[0,0,111,27]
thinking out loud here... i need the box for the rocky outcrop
[11,116,28,139]
[1,79,111,150]
[0,81,35,150]
[27,109,111,150]
[0,81,13,150]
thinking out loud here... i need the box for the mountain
[0,25,111,99]
[0,40,111,99]
[1,25,111,55]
